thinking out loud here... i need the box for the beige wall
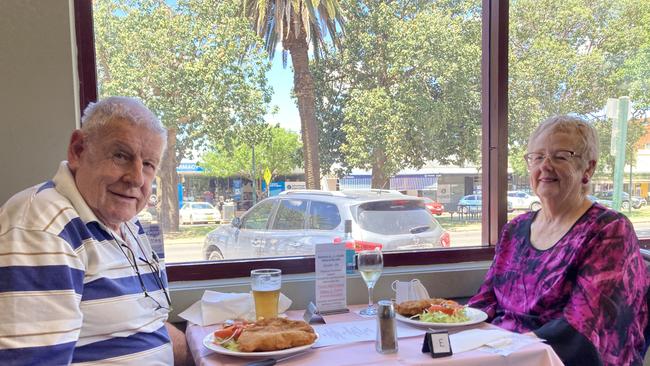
[0,0,79,204]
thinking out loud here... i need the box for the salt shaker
[376,300,398,354]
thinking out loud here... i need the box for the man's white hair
[81,96,167,152]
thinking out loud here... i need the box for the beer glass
[357,249,383,316]
[251,268,281,320]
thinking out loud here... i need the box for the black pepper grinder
[376,300,398,354]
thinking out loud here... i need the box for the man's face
[68,118,164,231]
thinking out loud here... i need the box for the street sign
[263,167,272,186]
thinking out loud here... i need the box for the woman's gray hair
[528,114,599,167]
[81,96,167,152]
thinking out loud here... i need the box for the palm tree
[242,0,344,189]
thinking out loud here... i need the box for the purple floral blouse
[468,203,648,365]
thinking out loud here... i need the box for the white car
[507,191,541,211]
[180,202,221,224]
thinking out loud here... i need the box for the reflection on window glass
[92,0,484,262]
[507,0,649,239]
[272,199,308,230]
[242,201,274,230]
[309,201,341,230]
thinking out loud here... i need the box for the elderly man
[0,97,187,364]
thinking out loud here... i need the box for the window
[272,199,308,230]
[76,0,509,280]
[308,201,340,230]
[507,0,650,240]
[242,201,274,230]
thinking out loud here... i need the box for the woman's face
[527,130,590,204]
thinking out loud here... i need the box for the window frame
[74,0,648,281]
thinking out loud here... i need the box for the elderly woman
[468,115,648,365]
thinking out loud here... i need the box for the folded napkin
[450,328,514,353]
[178,291,292,326]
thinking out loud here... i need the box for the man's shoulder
[1,180,79,233]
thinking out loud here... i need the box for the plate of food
[203,317,319,358]
[395,298,488,328]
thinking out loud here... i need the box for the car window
[356,200,436,235]
[241,200,275,230]
[193,203,213,209]
[272,199,308,230]
[181,203,189,209]
[308,201,341,230]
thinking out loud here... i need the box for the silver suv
[202,190,450,260]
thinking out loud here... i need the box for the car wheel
[207,247,224,261]
[461,206,470,214]
[530,202,541,211]
[621,201,630,210]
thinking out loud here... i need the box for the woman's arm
[536,215,647,365]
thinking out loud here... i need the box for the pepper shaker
[376,300,398,354]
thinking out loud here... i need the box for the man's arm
[165,322,194,366]
[0,230,84,365]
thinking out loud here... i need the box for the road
[162,221,650,263]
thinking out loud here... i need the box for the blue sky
[265,52,301,133]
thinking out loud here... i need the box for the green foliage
[314,0,482,183]
[94,0,272,158]
[201,126,302,182]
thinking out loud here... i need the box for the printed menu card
[315,243,348,314]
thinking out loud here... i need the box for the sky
[264,53,301,133]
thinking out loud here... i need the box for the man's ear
[67,130,86,171]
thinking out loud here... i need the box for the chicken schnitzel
[237,318,317,352]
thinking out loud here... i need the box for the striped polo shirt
[0,162,172,365]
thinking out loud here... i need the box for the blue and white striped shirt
[0,162,172,365]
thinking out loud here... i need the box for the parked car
[587,194,613,208]
[633,196,647,208]
[202,190,450,260]
[593,191,643,210]
[421,197,444,216]
[457,195,481,214]
[180,202,221,224]
[457,194,513,213]
[507,191,541,211]
[136,209,154,222]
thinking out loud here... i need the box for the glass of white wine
[357,249,383,316]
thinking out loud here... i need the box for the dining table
[185,304,564,366]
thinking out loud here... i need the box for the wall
[0,0,79,204]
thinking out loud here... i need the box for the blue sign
[232,179,242,201]
[262,181,285,196]
[176,162,205,173]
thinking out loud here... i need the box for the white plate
[396,307,488,328]
[203,332,319,358]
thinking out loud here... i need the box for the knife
[244,351,306,366]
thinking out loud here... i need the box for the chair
[641,248,650,358]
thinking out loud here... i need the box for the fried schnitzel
[237,318,317,352]
[395,298,459,316]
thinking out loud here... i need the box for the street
[162,220,650,263]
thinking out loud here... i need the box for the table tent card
[315,243,349,314]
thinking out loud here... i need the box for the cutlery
[244,351,306,366]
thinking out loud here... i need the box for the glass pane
[92,0,484,262]
[242,201,274,230]
[308,201,341,230]
[272,199,307,230]
[508,0,649,239]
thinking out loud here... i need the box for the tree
[94,0,271,232]
[201,126,302,188]
[241,0,345,190]
[313,0,482,187]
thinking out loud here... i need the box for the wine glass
[357,249,384,316]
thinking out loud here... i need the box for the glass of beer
[251,268,281,320]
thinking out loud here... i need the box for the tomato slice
[427,304,455,315]
[214,327,235,340]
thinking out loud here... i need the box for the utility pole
[612,97,630,211]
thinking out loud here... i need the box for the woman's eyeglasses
[523,150,582,167]
[117,227,172,312]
